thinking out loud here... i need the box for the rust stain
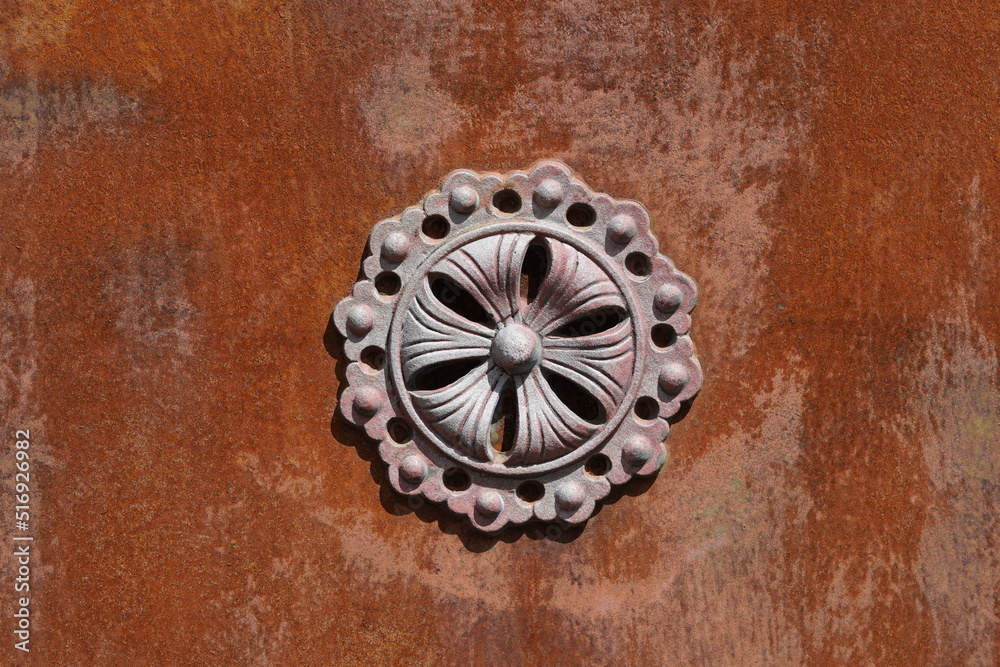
[0,0,997,664]
[4,0,80,50]
[0,76,139,168]
[361,56,467,178]
[914,298,999,665]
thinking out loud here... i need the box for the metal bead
[533,179,564,208]
[354,387,383,415]
[555,481,585,511]
[654,284,684,314]
[658,363,689,395]
[491,323,541,375]
[475,490,504,517]
[381,232,410,264]
[622,436,653,467]
[450,185,479,214]
[345,304,374,337]
[399,455,427,484]
[607,214,636,244]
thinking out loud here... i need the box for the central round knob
[491,323,541,375]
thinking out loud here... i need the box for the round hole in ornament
[492,189,522,214]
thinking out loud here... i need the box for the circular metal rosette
[333,161,702,533]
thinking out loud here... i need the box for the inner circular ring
[387,219,645,477]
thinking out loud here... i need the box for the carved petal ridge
[541,320,634,413]
[524,236,625,335]
[410,362,507,461]
[432,233,534,324]
[400,281,493,380]
[506,368,595,466]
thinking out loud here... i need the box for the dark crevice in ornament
[651,323,677,348]
[374,271,401,296]
[443,468,471,491]
[516,480,544,502]
[429,275,495,327]
[493,188,522,214]
[566,202,596,228]
[541,369,606,424]
[634,396,658,420]
[519,241,548,309]
[387,418,412,444]
[585,454,612,476]
[359,346,386,371]
[625,252,652,277]
[409,358,485,391]
[421,214,449,240]
[490,382,518,456]
[549,307,625,338]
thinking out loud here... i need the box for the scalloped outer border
[333,161,702,533]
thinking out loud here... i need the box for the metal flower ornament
[333,161,702,533]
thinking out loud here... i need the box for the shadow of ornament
[332,161,702,534]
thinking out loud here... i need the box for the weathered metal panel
[0,1,997,664]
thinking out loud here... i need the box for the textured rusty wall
[0,1,998,664]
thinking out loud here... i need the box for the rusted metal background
[1,1,998,664]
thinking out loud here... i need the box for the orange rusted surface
[1,1,998,664]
